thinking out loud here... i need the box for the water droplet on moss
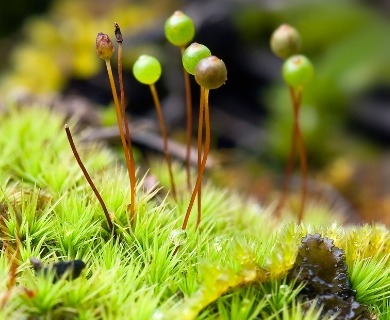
[280,284,289,291]
[152,310,164,320]
[169,229,187,246]
[241,269,257,282]
[213,236,225,252]
[216,272,230,285]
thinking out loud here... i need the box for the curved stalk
[105,60,136,223]
[181,46,193,191]
[65,125,114,232]
[273,86,306,222]
[149,84,177,201]
[290,86,307,222]
[196,87,205,229]
[182,89,210,230]
[115,23,137,223]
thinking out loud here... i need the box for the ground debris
[288,234,373,320]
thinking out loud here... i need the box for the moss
[0,106,388,319]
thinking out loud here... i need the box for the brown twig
[80,123,216,169]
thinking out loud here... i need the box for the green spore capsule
[165,11,195,47]
[194,56,227,90]
[96,33,114,60]
[270,24,302,59]
[282,55,314,88]
[182,43,211,75]
[133,55,162,85]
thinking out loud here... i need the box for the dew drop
[152,310,164,320]
[169,229,187,246]
[216,272,230,284]
[241,269,257,282]
[213,236,225,252]
[280,284,289,291]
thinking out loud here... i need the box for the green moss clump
[0,106,388,319]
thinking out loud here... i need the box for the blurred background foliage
[0,0,389,225]
[0,0,166,94]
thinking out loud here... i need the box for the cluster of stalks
[180,56,227,232]
[65,24,138,233]
[164,11,195,193]
[270,24,314,222]
[132,54,177,202]
[65,16,313,237]
[164,12,227,234]
[65,13,227,238]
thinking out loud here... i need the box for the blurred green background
[0,0,389,225]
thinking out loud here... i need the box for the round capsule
[194,56,227,90]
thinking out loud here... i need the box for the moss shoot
[0,106,388,319]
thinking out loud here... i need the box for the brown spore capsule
[194,56,227,90]
[270,24,302,59]
[96,32,114,60]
